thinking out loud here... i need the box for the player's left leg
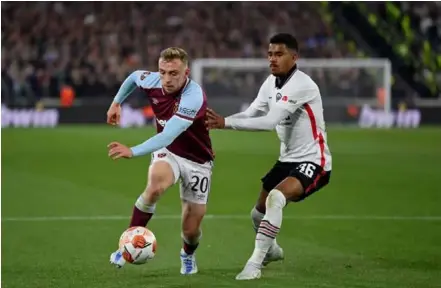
[236,163,331,280]
[251,161,293,267]
[177,157,212,275]
[252,188,284,267]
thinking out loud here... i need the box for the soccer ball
[118,226,157,264]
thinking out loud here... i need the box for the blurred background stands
[2,1,439,109]
[1,1,363,106]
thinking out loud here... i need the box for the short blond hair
[159,47,189,66]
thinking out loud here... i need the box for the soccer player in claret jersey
[206,33,332,280]
[106,47,214,275]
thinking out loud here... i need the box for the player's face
[158,58,190,94]
[267,44,297,76]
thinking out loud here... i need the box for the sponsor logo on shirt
[178,106,198,118]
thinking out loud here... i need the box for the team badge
[140,71,151,80]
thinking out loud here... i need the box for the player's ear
[185,68,190,77]
[291,51,298,61]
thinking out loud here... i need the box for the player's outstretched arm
[207,89,316,131]
[227,106,266,119]
[206,106,288,131]
[225,105,291,131]
[219,89,316,131]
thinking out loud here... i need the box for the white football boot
[263,244,284,266]
[235,261,262,280]
[110,249,126,268]
[180,249,198,275]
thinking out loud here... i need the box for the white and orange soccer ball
[118,226,157,264]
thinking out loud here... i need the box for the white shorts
[150,148,213,205]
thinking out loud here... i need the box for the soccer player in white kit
[206,33,332,280]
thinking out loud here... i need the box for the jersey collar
[275,64,297,89]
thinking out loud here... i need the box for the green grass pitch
[2,126,441,288]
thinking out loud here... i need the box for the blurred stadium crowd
[361,2,441,98]
[1,2,440,106]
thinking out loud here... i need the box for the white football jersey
[250,69,332,171]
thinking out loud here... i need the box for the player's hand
[106,102,121,126]
[107,142,133,160]
[205,108,225,129]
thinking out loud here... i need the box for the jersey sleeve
[113,70,159,104]
[275,88,317,114]
[130,116,192,157]
[248,78,270,113]
[132,70,160,89]
[226,105,265,119]
[174,81,204,122]
[224,105,291,131]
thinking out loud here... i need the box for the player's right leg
[110,150,179,268]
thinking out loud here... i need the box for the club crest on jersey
[140,71,150,80]
[173,102,179,113]
[276,93,289,103]
[152,98,159,105]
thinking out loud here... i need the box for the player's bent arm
[113,71,139,104]
[113,70,155,104]
[130,116,192,157]
[225,105,290,131]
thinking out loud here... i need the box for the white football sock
[251,206,279,250]
[181,229,202,245]
[135,195,156,213]
[249,189,286,266]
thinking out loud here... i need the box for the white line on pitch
[1,214,441,222]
